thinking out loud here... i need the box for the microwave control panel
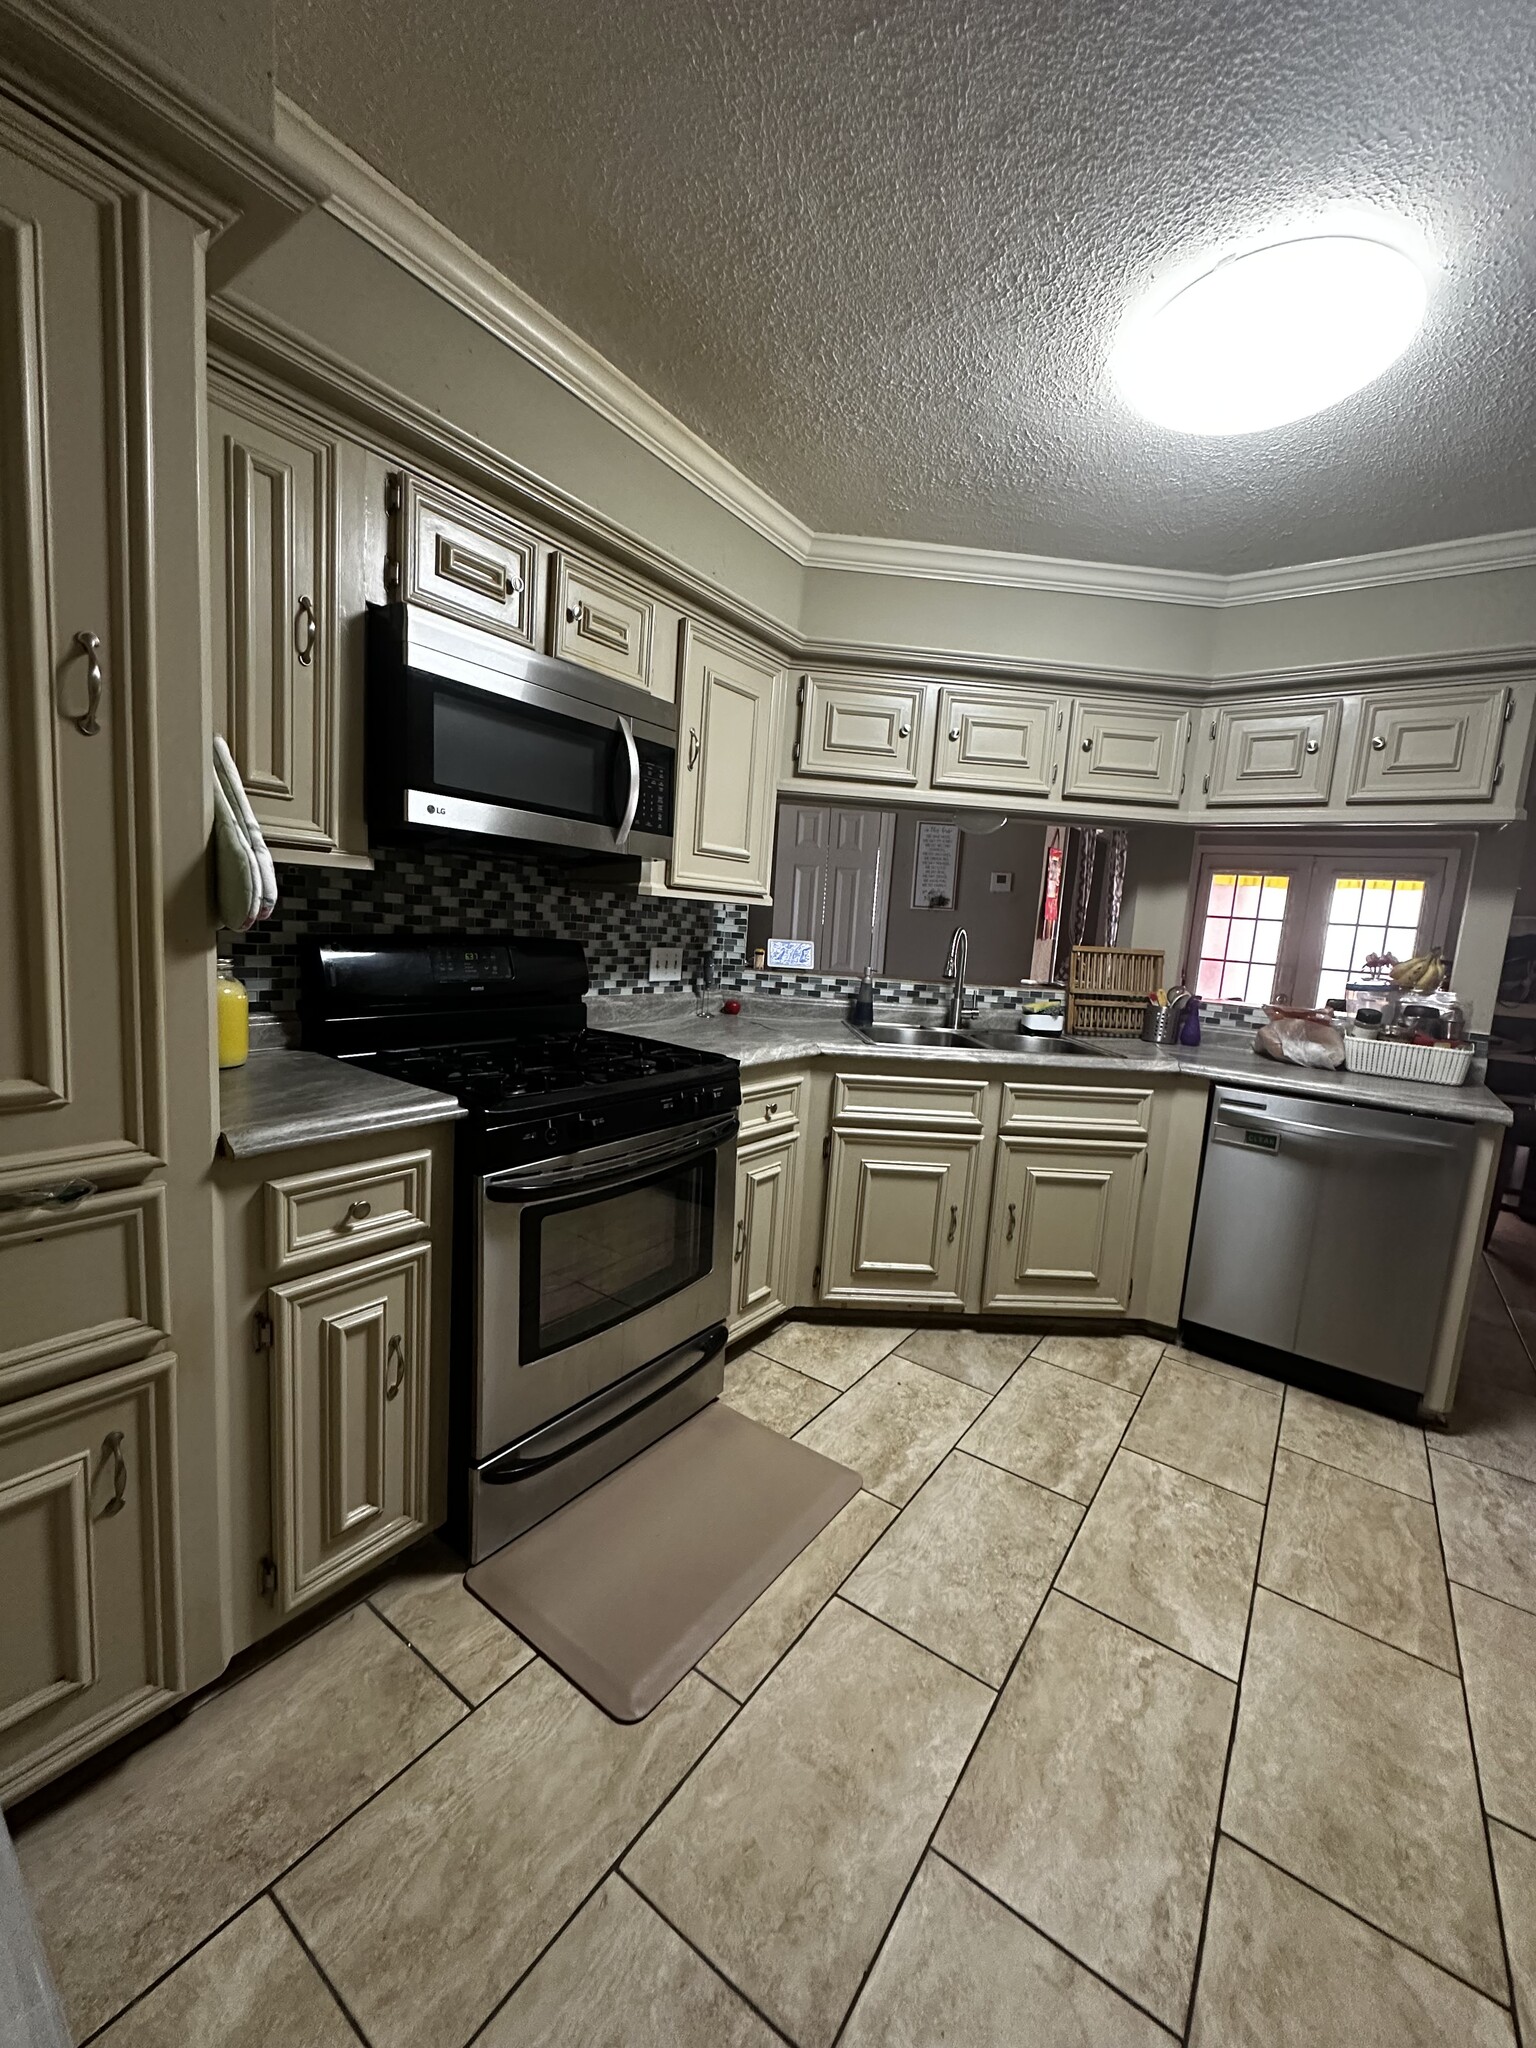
[633,742,674,835]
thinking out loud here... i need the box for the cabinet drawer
[1000,1083,1152,1137]
[0,1352,180,1803]
[833,1071,987,1130]
[0,1184,170,1398]
[739,1076,803,1142]
[1346,685,1508,804]
[796,674,925,784]
[550,552,655,689]
[265,1150,432,1274]
[389,473,537,646]
[931,686,1057,796]
[1062,700,1190,806]
[1205,700,1340,807]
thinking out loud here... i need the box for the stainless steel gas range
[300,935,738,1561]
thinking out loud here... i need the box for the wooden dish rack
[1067,947,1166,1038]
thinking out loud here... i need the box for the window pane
[1221,962,1249,999]
[1331,879,1363,923]
[1196,959,1224,998]
[1229,917,1257,961]
[1352,928,1388,970]
[1252,920,1282,964]
[1315,969,1349,1006]
[1322,925,1355,971]
[1385,922,1421,955]
[1208,873,1236,915]
[1202,916,1230,958]
[1233,875,1263,918]
[1260,877,1289,918]
[1246,963,1276,1004]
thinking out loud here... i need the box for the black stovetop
[364,1027,721,1114]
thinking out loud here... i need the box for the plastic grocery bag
[1254,1018,1346,1069]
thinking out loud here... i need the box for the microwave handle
[614,714,640,849]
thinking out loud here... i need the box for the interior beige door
[983,1138,1145,1313]
[0,133,161,1191]
[1204,700,1340,807]
[268,1245,430,1613]
[207,379,337,851]
[1346,685,1509,804]
[0,1351,180,1803]
[730,1136,800,1334]
[821,1131,977,1307]
[932,686,1057,796]
[795,674,925,784]
[1061,700,1190,807]
[671,620,782,898]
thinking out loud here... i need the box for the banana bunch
[1389,949,1446,992]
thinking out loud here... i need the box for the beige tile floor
[16,1219,1536,2047]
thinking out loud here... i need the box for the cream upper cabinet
[549,550,656,690]
[0,129,163,1194]
[208,379,339,854]
[1345,684,1510,804]
[1061,699,1191,807]
[982,1138,1145,1314]
[268,1243,431,1614]
[670,620,782,899]
[0,1352,180,1803]
[387,471,539,647]
[795,673,926,784]
[931,686,1058,797]
[821,1130,978,1309]
[731,1136,800,1337]
[1203,699,1341,808]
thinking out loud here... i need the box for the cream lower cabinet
[982,1138,1146,1314]
[670,619,783,899]
[0,1352,181,1803]
[730,1136,801,1338]
[821,1130,980,1309]
[268,1243,430,1614]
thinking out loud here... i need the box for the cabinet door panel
[731,1136,799,1334]
[796,675,924,784]
[391,473,537,647]
[0,1183,169,1399]
[932,686,1056,796]
[1205,700,1340,807]
[550,551,655,689]
[1346,686,1507,803]
[270,1245,430,1613]
[822,1132,977,1307]
[984,1139,1144,1313]
[0,1352,180,1802]
[208,385,336,850]
[1062,701,1189,806]
[0,138,159,1188]
[671,621,781,898]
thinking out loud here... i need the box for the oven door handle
[484,1115,736,1203]
[614,713,640,850]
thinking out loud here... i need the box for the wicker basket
[1342,1036,1474,1087]
[1066,948,1165,1037]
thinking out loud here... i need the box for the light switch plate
[649,945,684,982]
[989,871,1014,893]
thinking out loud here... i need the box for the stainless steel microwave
[366,602,676,858]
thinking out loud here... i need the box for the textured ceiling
[274,0,1536,573]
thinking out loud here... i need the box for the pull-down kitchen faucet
[944,926,969,1029]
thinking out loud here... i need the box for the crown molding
[273,95,814,567]
[1218,528,1536,604]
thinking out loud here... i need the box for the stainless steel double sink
[853,1021,1107,1056]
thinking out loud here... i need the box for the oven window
[522,1153,715,1361]
[433,686,616,823]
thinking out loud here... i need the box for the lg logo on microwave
[427,803,446,815]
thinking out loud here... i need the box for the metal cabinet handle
[947,1204,958,1244]
[385,1334,406,1400]
[1006,1201,1017,1242]
[345,1197,371,1223]
[734,1217,746,1261]
[566,599,583,624]
[1305,739,1319,754]
[0,1176,98,1213]
[72,632,103,735]
[1371,736,1387,751]
[687,727,701,770]
[294,596,317,666]
[101,1430,127,1517]
[898,723,911,739]
[1081,737,1093,751]
[948,727,960,741]
[765,1101,779,1117]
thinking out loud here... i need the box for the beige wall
[883,815,1046,986]
[74,0,277,138]
[1119,828,1201,983]
[1210,567,1536,681]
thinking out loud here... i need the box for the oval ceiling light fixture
[1111,232,1430,435]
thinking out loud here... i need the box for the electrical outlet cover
[989,871,1014,893]
[649,945,684,981]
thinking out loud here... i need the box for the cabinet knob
[948,727,960,741]
[765,1101,778,1117]
[1371,736,1387,751]
[566,599,583,624]
[898,724,911,739]
[1081,737,1093,752]
[1306,740,1319,754]
[345,1198,372,1223]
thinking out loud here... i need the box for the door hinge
[1505,690,1514,722]
[385,473,402,516]
[793,741,801,766]
[812,1261,822,1293]
[258,1554,278,1601]
[1494,761,1504,788]
[252,1309,274,1353]
[1179,767,1187,797]
[797,677,806,707]
[383,555,401,590]
[1210,717,1217,740]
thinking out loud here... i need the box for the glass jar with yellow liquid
[216,956,250,1069]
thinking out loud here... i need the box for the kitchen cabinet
[207,377,340,854]
[731,1138,801,1337]
[821,1130,980,1309]
[794,673,926,785]
[982,1138,1145,1314]
[268,1243,431,1614]
[1061,699,1191,807]
[0,1352,180,1804]
[1345,684,1509,804]
[1203,699,1340,808]
[931,685,1058,797]
[387,471,539,648]
[669,619,783,899]
[550,549,656,690]
[0,1184,170,1402]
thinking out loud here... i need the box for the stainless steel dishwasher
[1183,1086,1479,1394]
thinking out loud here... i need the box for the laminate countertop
[218,1050,464,1159]
[594,999,1512,1127]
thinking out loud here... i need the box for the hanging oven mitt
[211,735,278,930]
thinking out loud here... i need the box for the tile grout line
[365,1598,481,1714]
[1250,1580,1461,1680]
[268,1889,374,2046]
[1445,1575,1536,1622]
[610,1874,800,2048]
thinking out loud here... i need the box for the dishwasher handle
[1215,1105,1463,1155]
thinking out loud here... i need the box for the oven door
[475,1115,735,1458]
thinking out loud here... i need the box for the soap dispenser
[851,974,876,1028]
